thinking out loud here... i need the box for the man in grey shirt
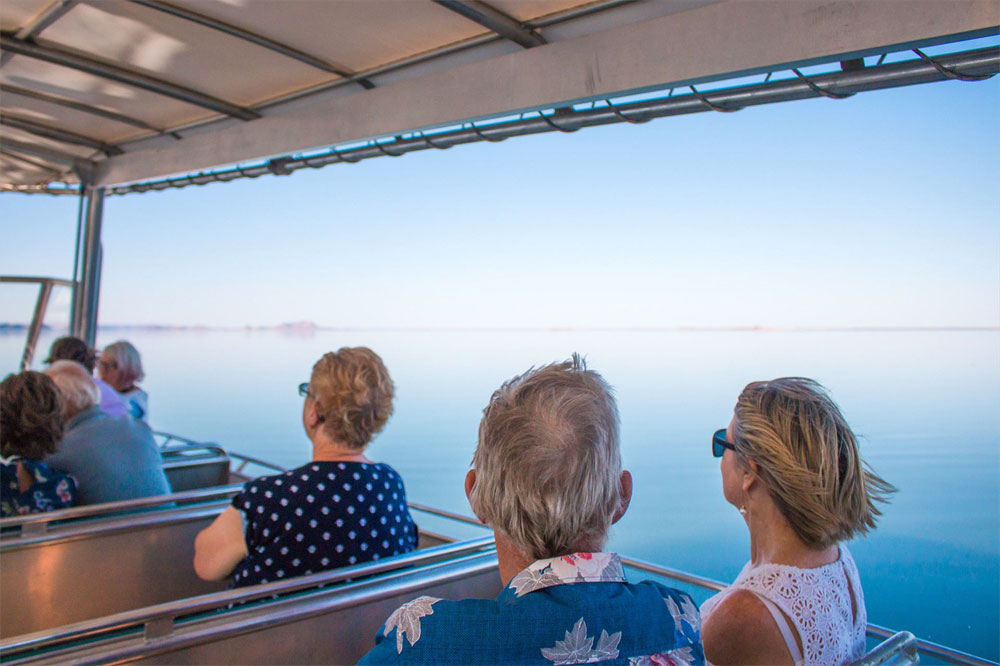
[44,361,171,505]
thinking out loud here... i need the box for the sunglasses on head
[712,429,736,457]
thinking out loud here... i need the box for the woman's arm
[193,506,249,581]
[702,589,796,666]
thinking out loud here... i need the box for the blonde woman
[98,340,148,421]
[701,378,895,666]
[194,347,417,588]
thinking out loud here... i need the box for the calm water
[4,329,998,660]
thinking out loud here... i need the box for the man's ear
[465,469,484,522]
[612,470,632,524]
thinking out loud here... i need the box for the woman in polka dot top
[193,347,418,588]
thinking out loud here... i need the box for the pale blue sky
[2,46,998,329]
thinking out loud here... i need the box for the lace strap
[749,591,803,666]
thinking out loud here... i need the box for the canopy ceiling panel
[166,0,491,73]
[0,88,152,142]
[489,0,608,23]
[0,0,52,32]
[0,0,996,192]
[36,1,336,107]
[0,56,215,129]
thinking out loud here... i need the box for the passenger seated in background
[45,336,129,418]
[361,355,704,665]
[0,371,77,516]
[43,360,171,505]
[194,347,418,588]
[98,340,149,421]
[701,378,895,666]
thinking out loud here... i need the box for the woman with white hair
[44,360,170,504]
[361,355,704,665]
[701,378,895,666]
[98,340,148,421]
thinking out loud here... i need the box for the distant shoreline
[2,323,997,333]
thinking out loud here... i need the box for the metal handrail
[0,275,76,371]
[1,503,229,550]
[853,631,919,666]
[0,535,496,654]
[0,484,242,530]
[408,503,997,666]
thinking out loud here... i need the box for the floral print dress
[0,457,77,517]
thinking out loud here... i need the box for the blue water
[3,328,998,661]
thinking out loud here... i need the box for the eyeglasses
[98,359,117,370]
[298,382,311,398]
[712,429,736,457]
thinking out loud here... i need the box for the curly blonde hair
[733,377,895,549]
[309,347,394,450]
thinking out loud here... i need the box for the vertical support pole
[76,186,105,347]
[69,190,86,336]
[21,281,54,371]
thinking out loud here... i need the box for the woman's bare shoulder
[702,589,794,666]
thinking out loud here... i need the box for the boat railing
[0,535,496,657]
[0,275,75,372]
[853,631,920,666]
[0,484,243,535]
[409,502,997,666]
[155,431,288,478]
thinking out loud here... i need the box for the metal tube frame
[105,45,999,196]
[72,186,104,345]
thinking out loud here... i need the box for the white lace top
[701,544,866,666]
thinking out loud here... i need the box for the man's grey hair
[45,360,99,417]
[469,354,622,560]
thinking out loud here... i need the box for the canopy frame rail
[74,43,997,198]
[0,276,75,371]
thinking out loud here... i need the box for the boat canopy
[1,0,997,193]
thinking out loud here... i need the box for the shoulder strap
[748,590,803,666]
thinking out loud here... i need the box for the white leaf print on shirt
[383,596,441,654]
[665,595,700,634]
[510,567,564,597]
[541,617,622,665]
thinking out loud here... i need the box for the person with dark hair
[193,347,417,588]
[1,371,77,516]
[45,336,128,418]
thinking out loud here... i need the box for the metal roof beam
[433,0,545,48]
[127,0,376,89]
[0,35,260,121]
[0,84,171,135]
[0,114,123,155]
[0,0,80,66]
[0,148,65,173]
[94,0,999,187]
[0,136,91,166]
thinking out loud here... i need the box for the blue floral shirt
[1,457,77,517]
[360,552,704,665]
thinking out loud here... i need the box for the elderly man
[360,355,704,665]
[44,336,129,418]
[44,360,171,504]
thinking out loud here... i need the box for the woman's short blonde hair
[469,354,622,560]
[103,340,144,385]
[733,377,895,549]
[309,347,394,450]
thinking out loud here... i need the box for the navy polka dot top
[230,461,418,588]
